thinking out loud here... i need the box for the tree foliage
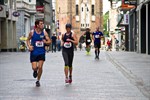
[103,11,109,37]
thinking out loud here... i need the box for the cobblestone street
[0,50,149,100]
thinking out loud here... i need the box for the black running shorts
[94,43,101,48]
[30,54,45,62]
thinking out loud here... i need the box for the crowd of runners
[26,19,104,87]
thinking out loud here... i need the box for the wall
[56,0,103,36]
[0,0,17,51]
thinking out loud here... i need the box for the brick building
[56,0,103,36]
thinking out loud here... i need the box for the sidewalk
[106,51,150,99]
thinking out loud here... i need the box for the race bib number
[64,42,72,48]
[35,41,44,47]
[95,35,100,38]
[87,39,91,42]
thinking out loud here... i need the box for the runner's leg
[37,60,44,81]
[68,51,74,77]
[68,51,74,83]
[32,62,38,71]
[62,51,69,80]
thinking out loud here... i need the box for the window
[92,5,94,15]
[76,5,79,15]
[87,8,89,12]
[82,7,83,12]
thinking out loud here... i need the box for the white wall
[81,3,85,28]
[85,3,90,28]
[80,1,91,28]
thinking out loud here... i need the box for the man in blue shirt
[92,27,103,59]
[26,19,51,87]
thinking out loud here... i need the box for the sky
[103,0,111,15]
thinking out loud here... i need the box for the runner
[61,23,78,83]
[92,27,103,59]
[51,33,57,53]
[82,28,92,55]
[26,19,51,87]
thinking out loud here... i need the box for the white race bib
[35,41,44,47]
[64,42,72,48]
[87,39,91,42]
[95,35,100,38]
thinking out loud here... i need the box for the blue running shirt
[93,31,103,44]
[31,31,45,55]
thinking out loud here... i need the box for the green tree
[103,11,109,37]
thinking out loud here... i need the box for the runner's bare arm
[44,31,51,45]
[72,33,78,45]
[61,34,64,46]
[81,32,85,36]
[92,34,95,42]
[26,31,34,51]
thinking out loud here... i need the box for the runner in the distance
[92,27,103,59]
[26,19,51,87]
[61,23,78,83]
[82,28,92,55]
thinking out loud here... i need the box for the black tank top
[85,32,91,40]
[63,32,74,50]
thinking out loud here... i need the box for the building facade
[36,0,52,37]
[16,0,36,44]
[56,0,103,36]
[111,0,150,55]
[0,0,18,52]
[136,0,150,55]
[108,0,123,49]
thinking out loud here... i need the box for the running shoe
[95,56,99,60]
[95,56,97,59]
[86,51,88,55]
[36,81,40,87]
[33,70,37,78]
[97,56,99,59]
[65,77,69,83]
[68,76,72,83]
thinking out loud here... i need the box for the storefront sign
[36,6,44,12]
[0,5,3,11]
[124,14,129,25]
[12,11,20,17]
[124,0,137,5]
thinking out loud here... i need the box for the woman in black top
[61,24,78,83]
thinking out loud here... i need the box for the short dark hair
[35,19,43,28]
[65,23,72,29]
[86,28,90,31]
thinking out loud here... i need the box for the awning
[120,3,135,11]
